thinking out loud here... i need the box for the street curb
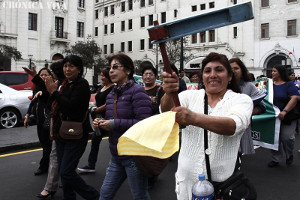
[0,142,41,154]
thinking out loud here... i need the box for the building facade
[0,0,95,82]
[1,0,299,84]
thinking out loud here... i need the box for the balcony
[50,30,70,45]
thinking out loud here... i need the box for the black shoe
[36,191,56,199]
[34,169,47,176]
[286,155,294,166]
[268,161,279,168]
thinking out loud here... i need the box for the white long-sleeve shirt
[175,89,253,200]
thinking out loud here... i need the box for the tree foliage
[0,44,22,61]
[64,40,103,73]
[156,37,194,65]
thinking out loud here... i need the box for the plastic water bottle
[192,174,214,200]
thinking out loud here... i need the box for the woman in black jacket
[45,55,99,200]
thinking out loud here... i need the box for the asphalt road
[0,126,300,199]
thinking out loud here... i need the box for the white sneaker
[77,166,96,173]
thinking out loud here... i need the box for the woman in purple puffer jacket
[93,53,152,200]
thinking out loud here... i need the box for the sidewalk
[0,125,40,153]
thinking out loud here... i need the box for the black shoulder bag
[203,93,257,200]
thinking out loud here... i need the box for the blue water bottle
[192,174,214,200]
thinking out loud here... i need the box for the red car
[0,71,34,90]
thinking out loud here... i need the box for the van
[0,71,34,90]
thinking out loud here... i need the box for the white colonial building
[0,0,95,82]
[1,0,299,84]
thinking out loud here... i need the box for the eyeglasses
[143,73,155,77]
[110,63,124,70]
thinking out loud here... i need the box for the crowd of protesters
[24,52,299,200]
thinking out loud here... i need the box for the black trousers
[37,122,52,171]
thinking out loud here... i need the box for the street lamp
[28,54,33,69]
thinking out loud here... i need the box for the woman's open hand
[45,76,58,94]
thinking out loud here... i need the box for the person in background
[24,68,53,176]
[189,71,203,89]
[161,52,253,200]
[268,66,298,168]
[93,53,152,200]
[289,72,300,94]
[247,73,255,82]
[77,67,114,173]
[171,64,187,93]
[229,58,266,161]
[179,69,190,83]
[45,55,99,200]
[141,65,165,189]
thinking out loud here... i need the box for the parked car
[0,83,32,128]
[0,71,34,90]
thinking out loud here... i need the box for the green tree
[0,44,22,61]
[155,37,194,66]
[64,40,103,75]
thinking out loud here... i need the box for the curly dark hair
[229,57,250,82]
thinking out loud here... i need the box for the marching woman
[93,53,152,200]
[268,65,298,167]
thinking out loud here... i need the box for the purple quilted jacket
[105,81,152,158]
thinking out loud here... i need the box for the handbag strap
[203,93,212,181]
[113,92,119,119]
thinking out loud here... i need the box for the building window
[200,31,206,43]
[233,27,237,38]
[77,22,84,37]
[233,0,237,4]
[149,0,153,5]
[149,15,153,26]
[161,12,166,23]
[191,34,197,43]
[174,9,178,18]
[261,0,269,7]
[209,30,215,42]
[140,39,145,50]
[287,20,296,36]
[128,0,133,10]
[121,21,125,31]
[111,5,115,15]
[128,41,132,51]
[209,2,215,8]
[95,27,98,36]
[288,0,297,2]
[110,23,114,33]
[148,38,153,49]
[192,5,197,12]
[55,17,64,38]
[104,45,107,54]
[78,0,84,8]
[104,25,108,34]
[141,16,145,28]
[28,13,37,31]
[110,44,114,54]
[200,4,206,10]
[261,23,269,38]
[128,19,132,30]
[121,42,125,52]
[104,7,108,16]
[95,10,99,19]
[121,2,125,12]
[140,0,145,7]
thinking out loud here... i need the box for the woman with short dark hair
[94,53,152,200]
[45,55,99,200]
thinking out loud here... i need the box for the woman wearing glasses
[93,53,152,200]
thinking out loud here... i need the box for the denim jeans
[56,136,99,200]
[100,156,150,200]
[88,133,103,168]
